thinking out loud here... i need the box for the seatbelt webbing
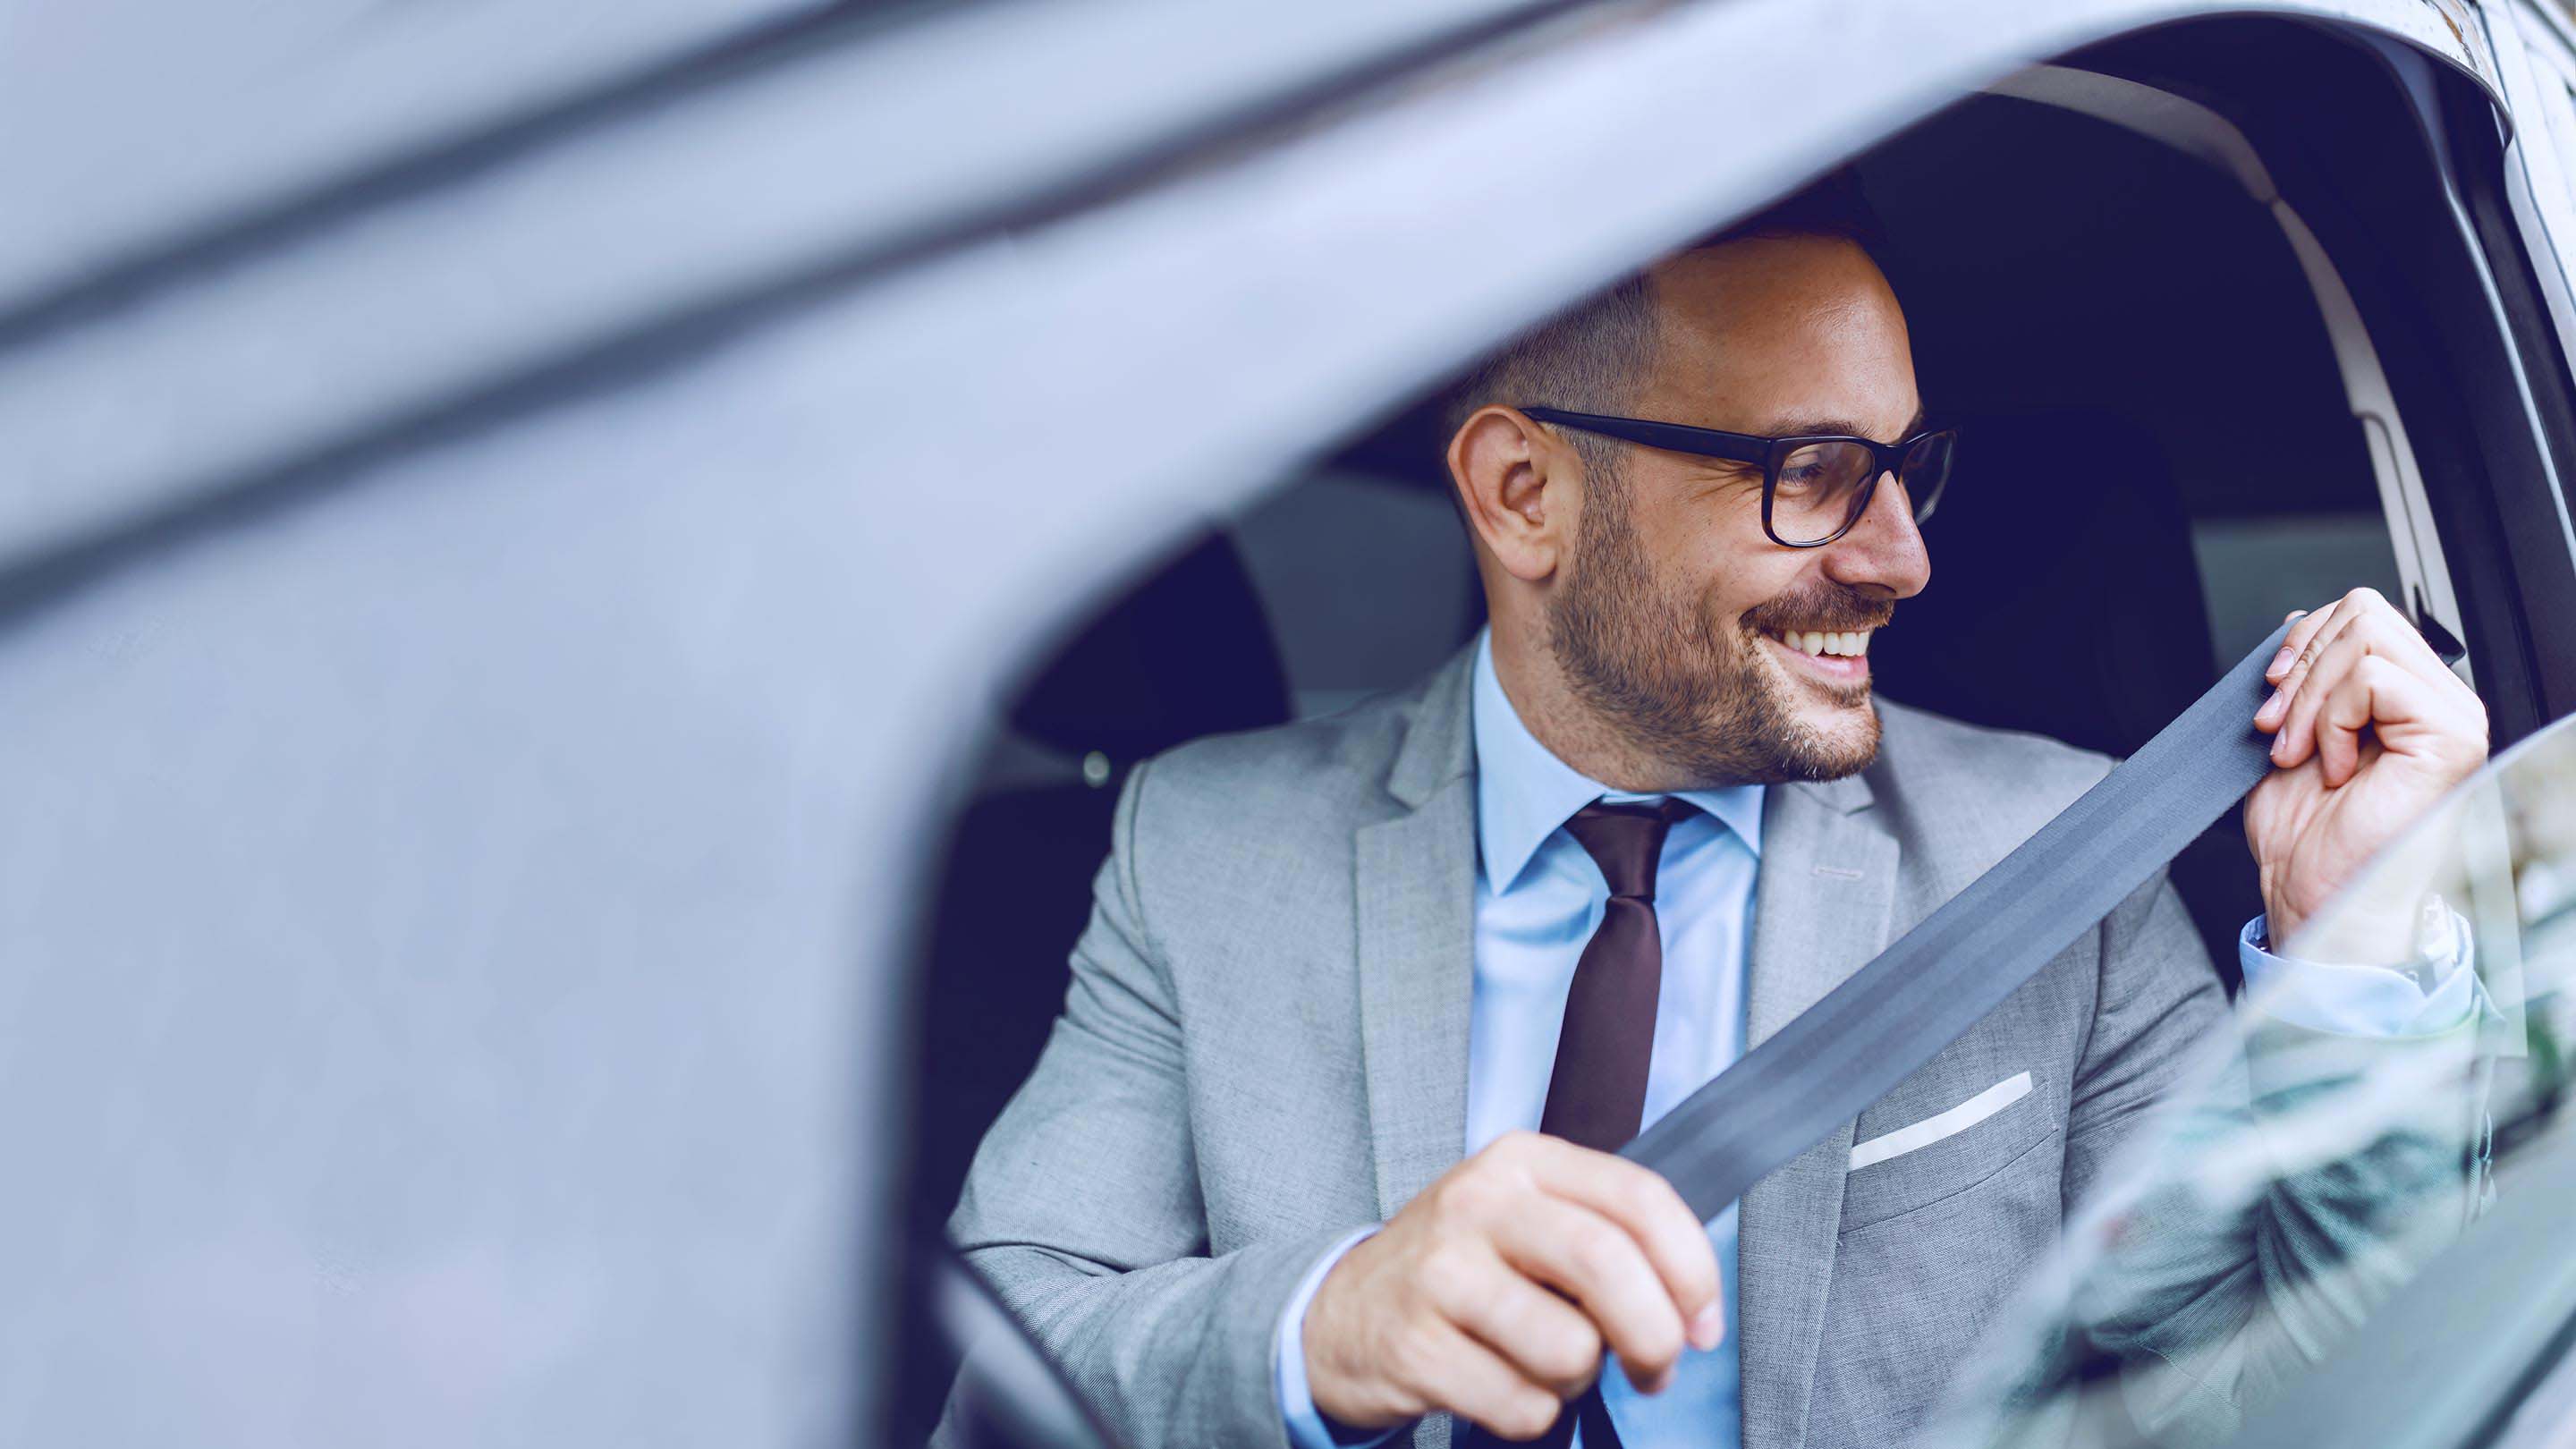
[1623,622,2295,1219]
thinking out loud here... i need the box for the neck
[1488,621,1709,794]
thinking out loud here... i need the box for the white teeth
[1778,628,1876,657]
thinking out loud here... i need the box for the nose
[1820,470,1931,599]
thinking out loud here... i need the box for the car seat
[1868,407,2259,983]
[911,530,1295,1220]
[894,530,1294,1444]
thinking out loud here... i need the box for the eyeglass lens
[1770,431,1954,544]
[1900,431,1953,527]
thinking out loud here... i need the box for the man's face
[1546,235,1930,785]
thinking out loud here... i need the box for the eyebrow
[1758,406,1930,441]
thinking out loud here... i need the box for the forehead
[1635,234,1919,437]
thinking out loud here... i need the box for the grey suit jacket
[945,648,2473,1449]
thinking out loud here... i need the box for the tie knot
[1563,797,1693,902]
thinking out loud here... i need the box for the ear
[1447,405,1574,583]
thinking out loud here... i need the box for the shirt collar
[1470,631,1765,894]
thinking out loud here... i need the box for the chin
[1782,694,1882,780]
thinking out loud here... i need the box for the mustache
[1741,587,1895,636]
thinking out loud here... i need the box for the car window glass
[2526,8,2576,184]
[1932,711,2576,1447]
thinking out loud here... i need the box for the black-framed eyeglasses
[1521,406,1957,548]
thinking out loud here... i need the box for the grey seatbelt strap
[1623,621,2296,1219]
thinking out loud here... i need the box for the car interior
[886,17,2541,1445]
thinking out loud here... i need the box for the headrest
[1008,530,1293,763]
[1870,409,2216,757]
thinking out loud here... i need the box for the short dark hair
[1440,170,1886,479]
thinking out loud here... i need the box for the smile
[1775,628,1872,657]
[1764,628,1874,682]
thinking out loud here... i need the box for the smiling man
[1460,236,1930,796]
[943,187,2488,1449]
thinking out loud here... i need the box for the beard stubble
[1545,477,1885,786]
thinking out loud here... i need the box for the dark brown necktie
[1467,797,1693,1449]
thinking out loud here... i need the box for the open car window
[1931,708,2576,1449]
[895,17,2572,1445]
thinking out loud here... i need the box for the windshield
[1929,709,2576,1448]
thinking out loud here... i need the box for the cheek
[1628,482,1797,622]
[1690,546,1808,625]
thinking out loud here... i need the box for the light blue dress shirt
[1274,630,2475,1449]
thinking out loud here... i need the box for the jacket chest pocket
[1839,1069,2056,1233]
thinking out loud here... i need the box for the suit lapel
[1355,782,1479,1224]
[1737,775,1898,1449]
[1355,653,1479,1226]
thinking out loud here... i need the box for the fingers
[2264,604,2330,687]
[1431,1262,1605,1399]
[2301,648,2480,786]
[1488,1196,1690,1392]
[1512,1136,1724,1350]
[2257,597,2360,732]
[1407,1317,1568,1442]
[1315,1132,1724,1432]
[1306,1230,1578,1434]
[2270,629,2486,784]
[2270,627,2367,769]
[2309,654,2396,788]
[2257,587,2477,741]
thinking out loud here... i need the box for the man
[944,192,2489,1449]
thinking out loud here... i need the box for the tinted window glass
[1936,709,2576,1446]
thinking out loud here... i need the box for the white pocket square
[1849,1071,2033,1171]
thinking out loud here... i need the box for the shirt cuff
[1275,1226,1400,1449]
[2238,910,2476,1037]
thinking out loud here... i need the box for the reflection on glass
[1929,712,2576,1448]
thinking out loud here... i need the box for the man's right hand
[1301,1131,1724,1440]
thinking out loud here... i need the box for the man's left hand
[2246,587,2487,952]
